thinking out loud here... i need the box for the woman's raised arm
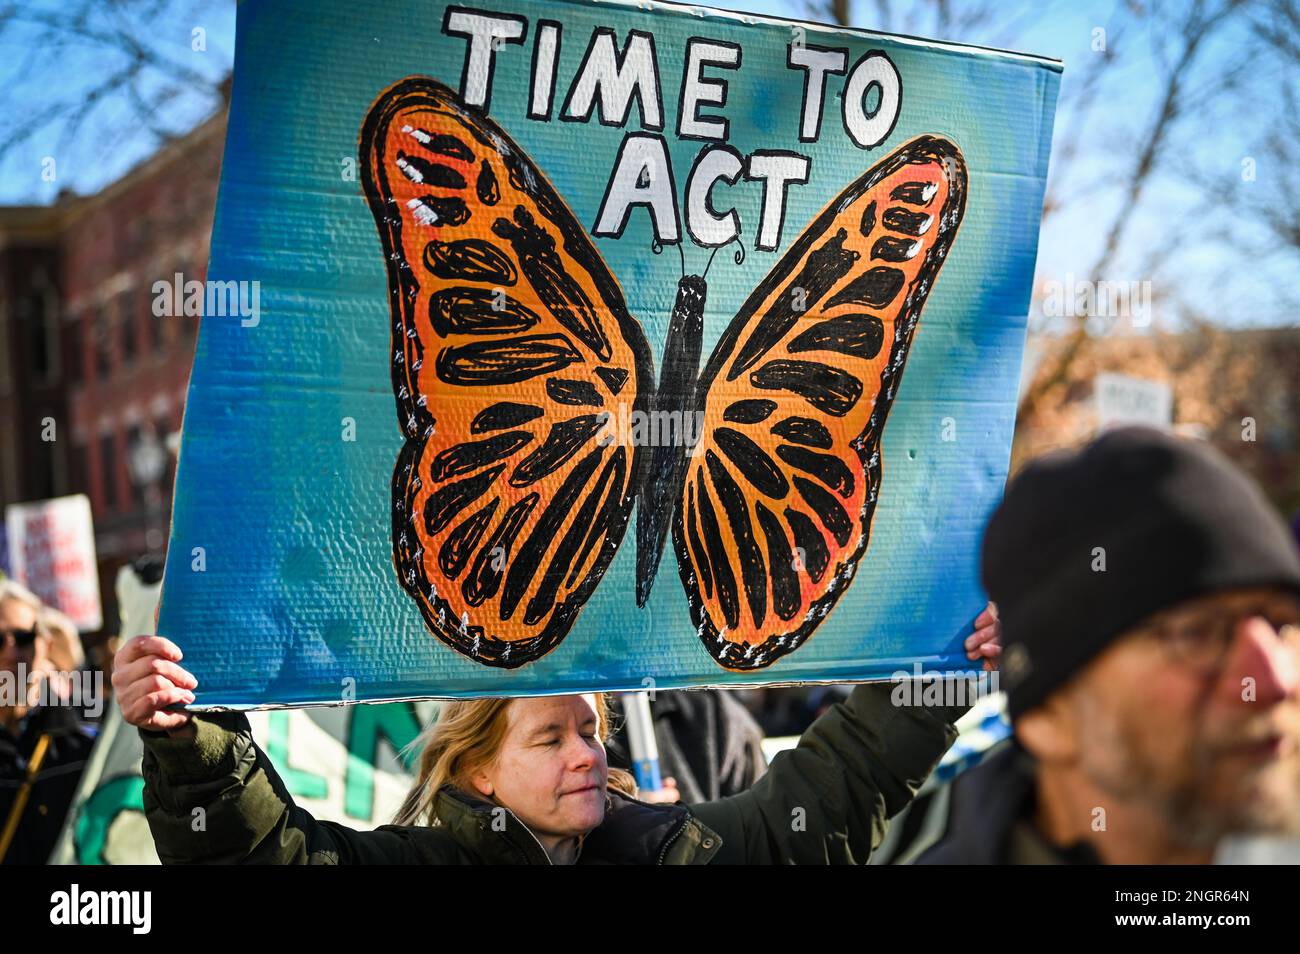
[115,635,432,864]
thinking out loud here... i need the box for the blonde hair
[0,579,42,615]
[393,694,638,826]
[37,606,84,670]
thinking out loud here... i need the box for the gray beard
[1080,694,1300,849]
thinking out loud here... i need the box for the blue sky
[2,0,1293,327]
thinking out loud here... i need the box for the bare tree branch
[0,0,229,194]
[1018,0,1250,423]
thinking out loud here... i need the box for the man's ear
[1014,692,1080,764]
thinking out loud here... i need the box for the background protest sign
[5,494,102,631]
[1094,372,1173,432]
[160,0,1060,706]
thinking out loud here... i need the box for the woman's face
[470,694,609,844]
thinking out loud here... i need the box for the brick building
[0,112,225,640]
[1014,325,1300,516]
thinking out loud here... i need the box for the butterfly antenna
[702,244,720,280]
[703,234,745,280]
[651,237,687,278]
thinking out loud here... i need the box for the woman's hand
[112,634,198,736]
[964,602,1001,672]
[638,777,681,804]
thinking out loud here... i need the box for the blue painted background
[159,0,1061,706]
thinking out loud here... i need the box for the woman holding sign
[113,605,999,864]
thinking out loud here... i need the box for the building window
[82,310,95,383]
[71,440,89,495]
[95,306,113,379]
[99,431,118,514]
[63,311,81,387]
[137,285,153,354]
[154,278,170,354]
[120,291,137,365]
[32,407,56,500]
[26,292,54,383]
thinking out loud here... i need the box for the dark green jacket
[140,684,964,864]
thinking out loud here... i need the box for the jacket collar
[432,786,721,865]
[920,742,1101,864]
[434,786,553,864]
[918,742,1034,864]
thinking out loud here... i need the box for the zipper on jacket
[656,815,690,865]
[519,816,554,865]
[491,805,553,865]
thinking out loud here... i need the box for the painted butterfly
[360,76,967,671]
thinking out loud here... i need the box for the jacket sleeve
[688,683,963,864]
[140,711,427,864]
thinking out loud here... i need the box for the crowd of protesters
[0,580,96,865]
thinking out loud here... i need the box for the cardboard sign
[160,0,1060,706]
[5,494,102,631]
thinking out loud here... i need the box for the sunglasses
[1,627,39,648]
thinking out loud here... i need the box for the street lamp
[126,430,167,551]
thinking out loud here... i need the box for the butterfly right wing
[674,136,968,670]
[361,78,653,669]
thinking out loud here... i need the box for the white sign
[1094,373,1173,432]
[5,494,102,630]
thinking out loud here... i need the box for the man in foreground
[918,427,1300,864]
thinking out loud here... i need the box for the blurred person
[0,581,96,864]
[115,555,165,651]
[105,554,166,687]
[34,606,84,706]
[114,606,1000,864]
[605,688,767,804]
[36,606,84,673]
[915,428,1300,864]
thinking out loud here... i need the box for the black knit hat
[983,427,1300,719]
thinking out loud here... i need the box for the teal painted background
[160,0,1061,706]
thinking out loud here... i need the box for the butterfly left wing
[361,78,654,668]
[674,136,968,670]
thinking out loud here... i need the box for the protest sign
[5,494,102,631]
[160,0,1060,705]
[1095,372,1173,432]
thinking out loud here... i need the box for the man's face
[0,597,41,677]
[1063,586,1300,845]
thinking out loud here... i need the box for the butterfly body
[361,78,966,672]
[636,272,705,607]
